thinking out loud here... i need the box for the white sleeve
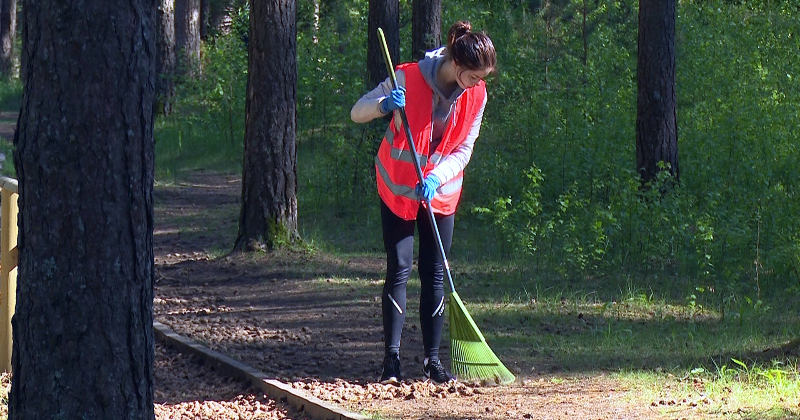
[350,71,407,124]
[428,94,487,184]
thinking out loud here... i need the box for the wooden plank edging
[153,321,373,420]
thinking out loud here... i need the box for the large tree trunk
[411,0,441,61]
[10,0,155,419]
[235,0,298,251]
[367,0,399,87]
[636,0,678,185]
[0,0,15,77]
[175,0,201,76]
[158,0,176,114]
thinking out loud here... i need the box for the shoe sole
[380,376,400,385]
[424,376,456,384]
[423,370,456,384]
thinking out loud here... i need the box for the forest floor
[150,170,723,420]
[0,340,312,420]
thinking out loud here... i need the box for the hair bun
[447,21,472,48]
[444,20,496,71]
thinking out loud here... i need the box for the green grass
[428,262,800,417]
[625,361,800,419]
[154,116,244,180]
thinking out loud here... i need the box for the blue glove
[380,86,406,114]
[415,174,441,203]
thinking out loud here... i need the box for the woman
[351,21,496,384]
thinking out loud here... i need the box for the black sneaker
[379,353,402,384]
[423,358,455,383]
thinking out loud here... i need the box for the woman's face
[455,65,493,89]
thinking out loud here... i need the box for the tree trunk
[210,0,244,36]
[201,0,210,40]
[411,0,440,61]
[636,0,678,185]
[175,0,201,76]
[312,0,320,44]
[0,0,15,78]
[11,0,155,419]
[367,0,399,87]
[158,0,176,114]
[235,0,298,251]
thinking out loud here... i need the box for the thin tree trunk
[158,0,176,114]
[0,0,16,78]
[636,0,678,185]
[210,0,244,36]
[367,0,399,87]
[11,0,156,418]
[411,0,441,61]
[581,0,588,66]
[235,0,298,251]
[312,0,320,44]
[201,0,210,40]
[175,0,201,76]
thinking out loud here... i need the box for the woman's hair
[445,21,496,71]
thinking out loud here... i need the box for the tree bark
[11,0,155,419]
[201,0,211,40]
[175,0,201,76]
[158,0,176,114]
[235,0,298,251]
[411,0,441,61]
[0,0,15,78]
[636,0,678,185]
[210,0,245,36]
[367,0,399,87]
[312,0,320,44]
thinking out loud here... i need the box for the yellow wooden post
[0,184,18,372]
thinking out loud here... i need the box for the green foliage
[155,15,249,178]
[463,0,800,307]
[0,78,20,177]
[0,79,21,113]
[295,0,380,215]
[154,0,800,308]
[0,140,13,178]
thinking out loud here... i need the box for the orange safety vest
[375,62,486,221]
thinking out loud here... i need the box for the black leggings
[380,200,454,360]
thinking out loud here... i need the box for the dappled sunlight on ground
[151,171,800,420]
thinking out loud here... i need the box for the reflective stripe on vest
[375,155,464,200]
[375,155,416,200]
[384,126,429,167]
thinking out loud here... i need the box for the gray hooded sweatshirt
[350,47,487,184]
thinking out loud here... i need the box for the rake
[377,28,515,385]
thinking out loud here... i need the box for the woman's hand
[415,174,441,202]
[380,86,406,114]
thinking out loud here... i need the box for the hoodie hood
[418,47,464,103]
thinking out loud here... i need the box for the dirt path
[153,171,718,420]
[155,341,310,420]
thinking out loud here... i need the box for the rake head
[448,292,516,385]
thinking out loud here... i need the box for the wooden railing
[0,176,18,372]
